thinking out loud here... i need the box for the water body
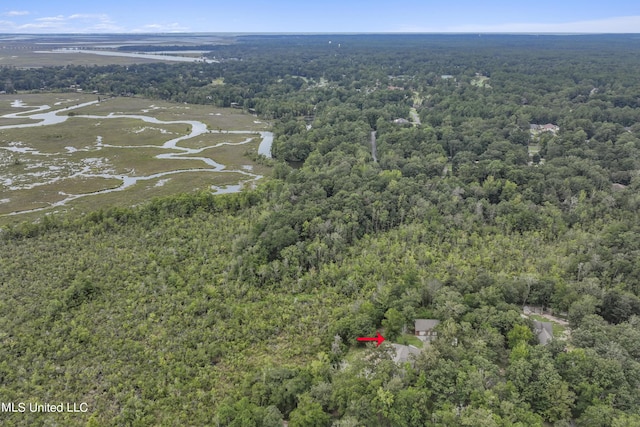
[34,49,219,64]
[0,100,272,216]
[257,132,273,158]
[1,100,100,128]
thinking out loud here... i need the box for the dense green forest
[2,34,640,426]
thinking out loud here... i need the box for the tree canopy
[2,34,640,426]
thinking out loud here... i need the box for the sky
[1,1,640,34]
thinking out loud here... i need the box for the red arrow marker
[357,332,385,347]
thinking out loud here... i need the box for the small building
[393,118,410,124]
[530,123,559,134]
[415,319,440,342]
[391,343,422,365]
[533,320,553,345]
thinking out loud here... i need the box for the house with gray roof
[415,319,440,343]
[391,343,422,365]
[530,123,559,134]
[533,320,553,345]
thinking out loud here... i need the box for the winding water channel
[35,49,220,64]
[0,99,273,216]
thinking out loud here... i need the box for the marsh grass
[0,95,272,223]
[0,117,40,126]
[63,171,252,213]
[0,176,122,215]
[0,118,188,153]
[195,141,258,170]
[71,97,269,131]
[0,51,164,68]
[180,132,254,150]
[0,93,98,114]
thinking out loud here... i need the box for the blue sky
[2,1,640,33]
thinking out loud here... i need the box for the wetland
[0,94,272,221]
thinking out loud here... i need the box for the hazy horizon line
[2,31,640,36]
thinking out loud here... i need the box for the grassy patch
[396,334,424,348]
[412,91,423,106]
[471,76,491,88]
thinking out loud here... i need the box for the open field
[0,93,272,224]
